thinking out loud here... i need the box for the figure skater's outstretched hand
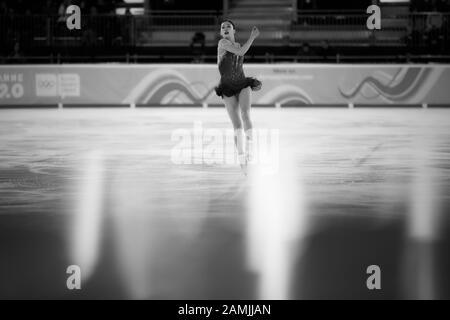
[251,26,260,39]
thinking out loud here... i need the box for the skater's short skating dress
[215,42,262,98]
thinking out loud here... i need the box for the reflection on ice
[70,150,104,283]
[247,146,309,299]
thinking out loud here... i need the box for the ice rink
[0,107,449,299]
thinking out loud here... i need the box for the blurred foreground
[0,107,449,299]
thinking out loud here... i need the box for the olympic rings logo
[37,80,56,88]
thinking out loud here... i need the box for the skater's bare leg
[239,87,254,162]
[224,95,246,167]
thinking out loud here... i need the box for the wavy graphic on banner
[122,69,215,104]
[258,84,313,105]
[123,69,313,106]
[339,67,438,103]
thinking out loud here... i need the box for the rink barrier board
[1,64,450,107]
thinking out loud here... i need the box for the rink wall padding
[1,64,450,107]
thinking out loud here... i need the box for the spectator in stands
[0,1,8,15]
[115,8,133,47]
[58,0,72,22]
[9,42,25,63]
[264,52,274,63]
[120,8,133,46]
[319,40,333,61]
[81,16,98,60]
[299,0,316,10]
[296,42,312,62]
[425,12,444,53]
[427,23,442,53]
[103,6,119,47]
[190,32,206,63]
[405,24,414,54]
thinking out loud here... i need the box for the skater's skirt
[215,77,262,98]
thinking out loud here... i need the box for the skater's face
[220,21,235,40]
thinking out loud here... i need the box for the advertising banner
[1,64,449,106]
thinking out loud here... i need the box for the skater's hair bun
[221,19,236,30]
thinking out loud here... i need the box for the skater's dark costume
[215,44,262,98]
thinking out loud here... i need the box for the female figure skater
[215,20,262,170]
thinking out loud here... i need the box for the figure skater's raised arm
[219,26,260,57]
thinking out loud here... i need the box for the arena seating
[0,0,449,63]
